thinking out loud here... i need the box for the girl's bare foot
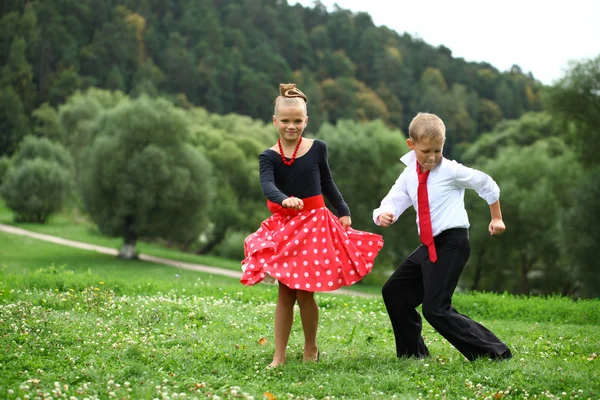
[266,358,285,369]
[302,346,319,362]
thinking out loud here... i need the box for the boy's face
[272,106,308,143]
[407,137,445,171]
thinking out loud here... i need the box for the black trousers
[382,228,509,361]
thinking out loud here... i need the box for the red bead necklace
[278,136,303,166]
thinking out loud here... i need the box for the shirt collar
[399,150,444,170]
[399,150,416,166]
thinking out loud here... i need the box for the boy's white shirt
[372,150,500,236]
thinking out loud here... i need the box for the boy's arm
[372,172,412,226]
[488,200,506,235]
[454,163,506,235]
[453,163,500,205]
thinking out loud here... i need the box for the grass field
[1,230,599,399]
[0,201,243,273]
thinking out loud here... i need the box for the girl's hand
[282,197,304,210]
[339,216,352,230]
[378,212,396,228]
[488,218,506,236]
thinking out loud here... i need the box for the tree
[187,108,273,254]
[31,102,65,141]
[461,112,561,165]
[464,139,581,295]
[57,88,129,170]
[0,86,29,157]
[80,96,215,259]
[1,36,37,113]
[0,156,9,185]
[130,59,164,98]
[80,7,140,91]
[476,99,503,133]
[564,165,600,297]
[544,55,600,167]
[47,67,82,106]
[0,136,74,223]
[12,135,74,171]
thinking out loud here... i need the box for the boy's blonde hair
[274,83,308,116]
[408,112,446,143]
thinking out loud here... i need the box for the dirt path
[0,223,375,297]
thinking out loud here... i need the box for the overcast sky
[294,0,600,85]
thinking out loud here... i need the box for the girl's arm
[319,142,351,217]
[259,153,288,204]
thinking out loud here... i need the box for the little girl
[241,83,384,368]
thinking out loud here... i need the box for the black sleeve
[259,152,288,204]
[318,141,351,217]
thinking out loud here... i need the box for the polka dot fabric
[241,196,384,291]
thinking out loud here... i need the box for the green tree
[544,55,600,166]
[476,99,503,133]
[57,88,129,170]
[0,156,11,185]
[461,112,561,165]
[187,108,273,254]
[161,32,197,100]
[130,59,164,98]
[564,165,600,297]
[0,12,20,66]
[464,139,580,295]
[0,136,74,223]
[81,8,139,91]
[0,86,30,156]
[1,36,37,112]
[80,96,215,259]
[12,135,74,171]
[31,102,65,142]
[48,67,82,105]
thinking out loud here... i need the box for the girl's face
[407,137,445,171]
[273,106,308,143]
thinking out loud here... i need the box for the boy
[373,112,511,361]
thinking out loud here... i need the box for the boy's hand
[488,218,506,236]
[339,216,352,230]
[282,197,304,210]
[378,212,396,228]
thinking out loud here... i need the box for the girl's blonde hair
[273,83,308,115]
[408,112,446,143]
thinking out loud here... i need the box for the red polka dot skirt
[240,195,384,291]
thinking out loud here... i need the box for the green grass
[0,201,243,272]
[1,233,599,399]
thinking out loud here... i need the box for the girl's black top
[258,139,350,217]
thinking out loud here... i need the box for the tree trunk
[520,254,529,294]
[561,281,579,297]
[119,218,138,259]
[195,229,227,255]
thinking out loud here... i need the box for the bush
[212,231,248,260]
[12,135,74,170]
[0,158,72,223]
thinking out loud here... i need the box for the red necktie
[417,162,437,263]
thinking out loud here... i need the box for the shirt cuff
[480,191,500,205]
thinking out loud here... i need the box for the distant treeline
[2,0,542,158]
